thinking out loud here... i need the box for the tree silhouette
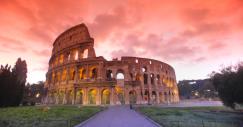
[0,58,27,107]
[210,63,243,109]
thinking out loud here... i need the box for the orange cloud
[0,0,243,83]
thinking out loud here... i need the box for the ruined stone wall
[44,23,179,105]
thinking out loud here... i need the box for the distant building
[178,79,218,100]
[44,23,179,105]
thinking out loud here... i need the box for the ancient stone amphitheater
[44,23,179,105]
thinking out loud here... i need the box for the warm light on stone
[43,23,179,105]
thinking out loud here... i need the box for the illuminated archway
[115,86,124,104]
[101,89,110,104]
[88,89,97,104]
[76,89,84,104]
[159,92,163,103]
[144,90,149,104]
[79,68,86,79]
[83,49,88,58]
[61,69,67,81]
[129,90,137,104]
[152,91,156,103]
[58,91,64,104]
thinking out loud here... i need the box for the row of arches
[49,66,98,83]
[47,88,178,105]
[48,88,113,105]
[50,48,89,68]
[106,69,125,81]
[133,59,173,76]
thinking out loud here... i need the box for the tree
[210,63,243,109]
[0,58,27,107]
[198,79,217,99]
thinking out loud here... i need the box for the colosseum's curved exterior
[44,23,179,105]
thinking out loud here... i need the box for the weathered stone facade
[44,23,179,105]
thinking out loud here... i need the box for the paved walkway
[76,106,158,127]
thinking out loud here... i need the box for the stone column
[148,73,152,104]
[66,67,70,84]
[78,49,81,60]
[86,64,89,79]
[83,88,88,105]
[141,73,145,104]
[63,90,66,104]
[74,66,79,83]
[154,75,159,104]
[96,88,101,105]
[72,88,76,105]
[97,63,102,80]
[135,89,142,104]
[110,88,114,105]
[156,91,160,104]
[124,88,129,104]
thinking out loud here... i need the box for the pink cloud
[0,0,243,83]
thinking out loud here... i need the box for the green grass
[0,106,102,127]
[137,106,243,127]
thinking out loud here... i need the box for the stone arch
[61,69,67,81]
[144,90,149,104]
[66,90,73,104]
[152,91,157,103]
[76,89,84,104]
[142,66,147,73]
[69,67,75,80]
[135,59,138,63]
[115,86,124,104]
[106,70,113,80]
[135,73,141,81]
[116,69,125,79]
[83,49,88,58]
[164,92,168,102]
[79,68,86,79]
[116,69,125,87]
[57,71,61,82]
[52,72,55,83]
[130,73,133,80]
[143,74,148,85]
[55,56,58,65]
[101,89,110,104]
[88,89,97,104]
[150,73,155,85]
[49,92,55,104]
[129,90,137,104]
[156,74,160,84]
[58,91,65,104]
[67,52,71,61]
[90,67,98,79]
[159,92,163,103]
[74,50,79,60]
[59,54,64,64]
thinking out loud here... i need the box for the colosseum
[44,23,179,105]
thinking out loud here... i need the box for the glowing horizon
[0,0,243,84]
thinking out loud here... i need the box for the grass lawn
[137,106,243,127]
[0,106,102,127]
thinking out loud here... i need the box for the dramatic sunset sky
[0,0,243,83]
